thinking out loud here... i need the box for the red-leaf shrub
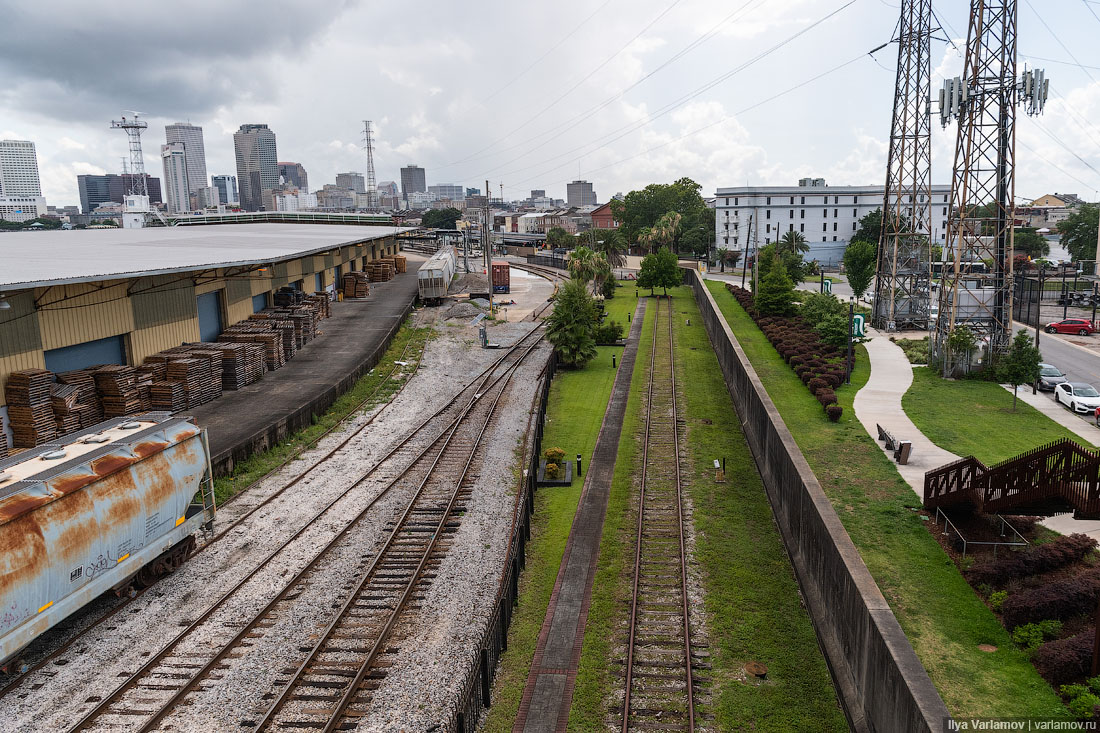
[825,403,844,422]
[817,390,838,407]
[1035,629,1094,686]
[1001,568,1100,629]
[808,378,827,393]
[967,534,1097,587]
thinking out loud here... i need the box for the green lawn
[211,324,431,504]
[704,279,1067,720]
[482,329,635,731]
[903,367,1098,465]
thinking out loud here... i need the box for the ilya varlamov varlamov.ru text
[945,720,1099,731]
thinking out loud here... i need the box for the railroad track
[0,332,427,698]
[64,326,545,732]
[622,296,696,733]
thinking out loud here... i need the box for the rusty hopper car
[0,413,215,670]
[417,245,456,304]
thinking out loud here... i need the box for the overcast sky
[3,0,1100,208]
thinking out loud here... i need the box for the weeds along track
[62,327,545,733]
[622,297,696,733]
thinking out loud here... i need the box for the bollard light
[576,453,582,477]
[612,353,617,368]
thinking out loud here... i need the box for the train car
[491,261,510,294]
[417,245,456,304]
[0,413,215,671]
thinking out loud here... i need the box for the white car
[1054,382,1100,414]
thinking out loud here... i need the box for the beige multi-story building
[164,123,208,206]
[233,124,279,212]
[161,142,191,214]
[0,140,46,222]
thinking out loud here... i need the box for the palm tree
[653,211,682,253]
[590,251,611,296]
[777,230,810,256]
[568,246,597,283]
[583,228,626,269]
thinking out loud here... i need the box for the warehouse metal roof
[0,224,416,291]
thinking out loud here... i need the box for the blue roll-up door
[197,291,223,342]
[252,293,268,313]
[315,272,324,292]
[44,335,126,373]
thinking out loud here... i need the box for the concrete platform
[188,259,423,476]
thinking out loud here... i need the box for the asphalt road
[1019,323,1100,388]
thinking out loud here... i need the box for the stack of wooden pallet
[392,254,407,273]
[0,430,8,460]
[93,365,143,418]
[199,342,265,390]
[165,358,211,409]
[6,369,58,447]
[342,272,370,298]
[304,292,331,318]
[50,383,82,435]
[54,370,103,428]
[367,260,396,282]
[219,327,286,371]
[150,381,187,411]
[179,348,225,404]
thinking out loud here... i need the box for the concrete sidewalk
[1002,385,1100,445]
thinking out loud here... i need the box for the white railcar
[417,246,457,304]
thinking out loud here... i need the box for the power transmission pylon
[935,0,1047,371]
[363,120,380,213]
[872,0,935,331]
[110,112,149,198]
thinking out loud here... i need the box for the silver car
[1036,363,1068,392]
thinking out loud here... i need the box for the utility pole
[484,179,493,313]
[362,120,380,213]
[741,212,753,290]
[873,0,935,332]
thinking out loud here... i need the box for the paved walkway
[852,330,1100,537]
[513,298,648,733]
[1003,385,1100,445]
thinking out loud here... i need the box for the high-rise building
[233,124,278,212]
[566,180,597,207]
[164,123,207,201]
[466,187,481,197]
[161,142,191,214]
[400,164,426,196]
[0,140,46,222]
[377,180,399,197]
[428,184,464,202]
[212,175,238,205]
[336,172,366,193]
[278,162,308,192]
[109,174,161,208]
[78,173,161,213]
[530,189,546,199]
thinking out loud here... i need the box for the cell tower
[934,0,1047,370]
[363,120,380,213]
[872,0,934,331]
[110,112,149,198]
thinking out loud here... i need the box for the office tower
[400,164,426,196]
[78,173,162,212]
[109,174,161,206]
[566,180,597,207]
[233,123,278,211]
[212,174,238,205]
[0,140,43,197]
[164,123,207,199]
[161,142,191,214]
[336,172,366,193]
[278,161,309,192]
[428,184,464,202]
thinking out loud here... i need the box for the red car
[1045,318,1095,336]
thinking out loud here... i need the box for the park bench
[876,423,913,465]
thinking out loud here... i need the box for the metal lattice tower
[110,112,149,198]
[935,0,1019,365]
[363,120,379,213]
[872,0,934,331]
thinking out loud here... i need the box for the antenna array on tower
[110,112,149,199]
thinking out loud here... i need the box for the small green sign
[853,313,867,337]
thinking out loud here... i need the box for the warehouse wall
[0,235,397,417]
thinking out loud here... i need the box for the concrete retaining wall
[688,269,950,733]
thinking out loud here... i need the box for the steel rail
[65,327,544,732]
[256,334,543,732]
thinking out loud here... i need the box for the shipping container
[492,261,510,294]
[0,413,215,670]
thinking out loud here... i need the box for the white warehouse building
[714,178,952,266]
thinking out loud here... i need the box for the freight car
[0,413,215,672]
[491,261,510,294]
[417,245,456,304]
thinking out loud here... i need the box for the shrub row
[968,533,1097,587]
[726,283,852,421]
[1001,567,1100,630]
[1035,628,1095,686]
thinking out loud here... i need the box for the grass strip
[482,338,631,731]
[704,279,1067,719]
[903,366,1097,465]
[211,323,431,504]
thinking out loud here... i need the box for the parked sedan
[1054,382,1100,413]
[1036,363,1068,392]
[1045,318,1095,336]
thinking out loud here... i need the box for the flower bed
[725,283,852,421]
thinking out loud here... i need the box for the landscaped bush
[1035,630,1095,686]
[593,320,624,344]
[545,446,565,464]
[1013,620,1064,654]
[968,534,1098,587]
[1001,568,1100,629]
[726,283,852,420]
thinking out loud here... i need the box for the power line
[1020,52,1100,72]
[1018,138,1100,195]
[1022,0,1097,85]
[1029,118,1100,181]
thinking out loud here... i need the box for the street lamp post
[1036,266,1044,347]
[846,295,855,385]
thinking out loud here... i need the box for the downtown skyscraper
[164,123,208,204]
[233,124,278,211]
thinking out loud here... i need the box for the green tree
[637,247,681,296]
[777,230,810,256]
[754,255,797,316]
[999,330,1041,410]
[1060,203,1099,262]
[609,177,711,253]
[421,207,462,230]
[799,291,846,325]
[546,279,598,368]
[1014,227,1050,259]
[567,245,597,283]
[945,325,979,377]
[581,228,626,268]
[851,207,915,246]
[844,239,877,300]
[717,248,742,272]
[756,242,808,283]
[546,226,572,248]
